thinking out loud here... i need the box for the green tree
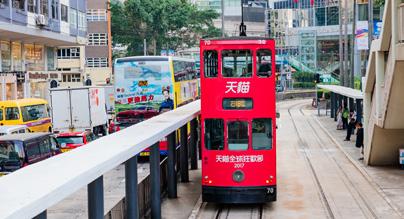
[111,0,220,56]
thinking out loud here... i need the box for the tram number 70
[234,163,245,168]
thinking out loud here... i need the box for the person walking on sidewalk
[344,118,356,141]
[337,106,343,130]
[356,122,364,160]
[342,107,349,129]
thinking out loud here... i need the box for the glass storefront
[47,47,56,71]
[30,81,47,99]
[25,44,44,71]
[12,42,22,71]
[1,41,11,72]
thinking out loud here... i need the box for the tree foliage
[111,0,221,56]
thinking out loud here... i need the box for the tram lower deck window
[204,119,224,150]
[252,118,273,150]
[228,121,249,150]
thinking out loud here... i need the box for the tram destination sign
[222,98,253,110]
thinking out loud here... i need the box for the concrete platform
[317,114,404,216]
[161,167,201,219]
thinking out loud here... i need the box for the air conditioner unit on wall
[36,14,48,27]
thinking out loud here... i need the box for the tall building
[194,0,269,37]
[268,0,382,80]
[0,0,87,100]
[56,0,112,88]
[85,0,112,85]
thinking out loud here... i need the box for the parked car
[0,125,29,136]
[116,105,159,124]
[0,133,60,176]
[55,131,97,152]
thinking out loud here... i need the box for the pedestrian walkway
[161,167,201,219]
[316,115,404,215]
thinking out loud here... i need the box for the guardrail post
[331,92,336,120]
[88,176,104,219]
[167,131,177,198]
[190,119,198,170]
[125,156,138,219]
[150,142,161,219]
[33,210,46,219]
[180,124,189,182]
[356,99,363,123]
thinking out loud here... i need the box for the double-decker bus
[114,56,199,155]
[200,37,276,203]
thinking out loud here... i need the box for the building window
[51,0,58,19]
[57,48,80,59]
[87,33,108,46]
[13,0,25,10]
[47,47,55,71]
[86,57,108,68]
[25,44,44,71]
[61,4,68,22]
[78,11,87,32]
[86,9,107,21]
[28,0,36,13]
[12,42,22,71]
[69,8,77,28]
[62,73,81,83]
[1,41,11,72]
[41,0,48,16]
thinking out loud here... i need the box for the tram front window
[256,50,272,78]
[252,118,273,150]
[204,119,224,150]
[228,121,249,150]
[222,50,252,78]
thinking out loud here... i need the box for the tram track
[287,102,400,219]
[301,108,379,219]
[287,103,335,219]
[193,202,264,219]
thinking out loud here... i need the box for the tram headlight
[232,170,245,183]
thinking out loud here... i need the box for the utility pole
[143,39,147,56]
[344,0,349,87]
[221,0,225,37]
[339,0,345,86]
[351,0,357,88]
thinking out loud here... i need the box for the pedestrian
[356,122,364,160]
[342,107,349,129]
[344,117,356,141]
[337,106,343,130]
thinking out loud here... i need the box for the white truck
[103,86,115,121]
[49,86,109,135]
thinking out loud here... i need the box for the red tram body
[200,38,276,203]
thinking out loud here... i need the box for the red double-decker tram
[200,37,276,203]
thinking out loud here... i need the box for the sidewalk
[161,166,201,219]
[316,115,404,215]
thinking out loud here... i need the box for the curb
[314,116,404,218]
[187,196,203,219]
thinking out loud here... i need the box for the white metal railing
[0,100,201,219]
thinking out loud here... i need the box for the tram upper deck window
[204,119,224,150]
[256,50,272,77]
[222,50,252,78]
[204,50,218,78]
[228,121,249,150]
[252,118,273,150]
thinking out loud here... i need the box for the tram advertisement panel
[114,60,173,113]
